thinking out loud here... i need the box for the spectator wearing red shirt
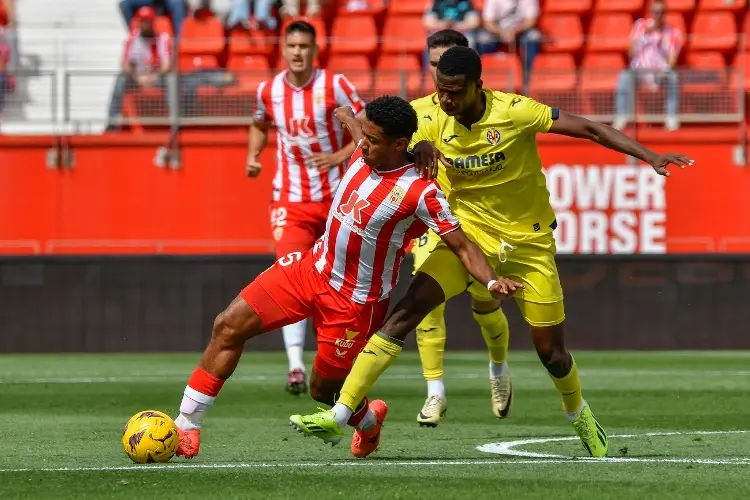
[107,6,173,131]
[613,0,683,131]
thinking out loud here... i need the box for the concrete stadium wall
[1,255,748,353]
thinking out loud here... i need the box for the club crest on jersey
[387,186,406,205]
[486,128,501,145]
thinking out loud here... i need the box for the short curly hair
[437,45,482,82]
[365,96,418,140]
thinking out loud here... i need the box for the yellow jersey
[410,89,557,240]
[410,93,452,198]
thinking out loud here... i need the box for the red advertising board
[0,130,748,254]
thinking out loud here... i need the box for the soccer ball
[121,410,179,464]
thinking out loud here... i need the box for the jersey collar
[283,68,319,91]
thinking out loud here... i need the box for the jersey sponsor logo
[486,128,501,145]
[335,338,355,349]
[443,134,459,143]
[334,190,370,236]
[444,152,506,173]
[387,186,406,205]
[287,117,314,138]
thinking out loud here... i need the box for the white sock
[356,409,377,431]
[565,399,586,421]
[331,403,353,428]
[427,379,446,399]
[489,361,508,378]
[283,320,307,371]
[175,386,215,430]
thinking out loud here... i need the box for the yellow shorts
[418,224,566,327]
[411,230,442,275]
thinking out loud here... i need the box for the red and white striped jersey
[255,70,365,204]
[629,18,683,72]
[313,148,460,304]
[122,30,172,75]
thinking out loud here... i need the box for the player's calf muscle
[200,296,264,379]
[309,371,344,406]
[381,273,446,340]
[530,323,571,378]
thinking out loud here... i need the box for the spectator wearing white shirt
[613,0,683,131]
[477,0,541,95]
[107,6,173,131]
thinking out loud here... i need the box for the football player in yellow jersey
[410,30,515,427]
[290,46,693,458]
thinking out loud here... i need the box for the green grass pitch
[0,351,748,499]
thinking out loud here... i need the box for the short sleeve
[416,184,460,236]
[507,95,556,134]
[253,80,271,123]
[334,74,365,116]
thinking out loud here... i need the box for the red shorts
[241,250,390,380]
[270,201,330,257]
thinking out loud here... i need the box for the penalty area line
[477,430,750,464]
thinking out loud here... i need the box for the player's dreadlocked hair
[426,29,469,50]
[365,96,418,140]
[437,45,482,82]
[285,20,316,41]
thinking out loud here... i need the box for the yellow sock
[416,303,446,381]
[338,333,403,410]
[549,356,584,414]
[472,306,510,365]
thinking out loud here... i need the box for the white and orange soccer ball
[121,410,179,464]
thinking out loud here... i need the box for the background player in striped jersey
[245,20,365,396]
[410,29,515,428]
[173,96,522,460]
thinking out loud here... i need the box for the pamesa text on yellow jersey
[410,89,558,240]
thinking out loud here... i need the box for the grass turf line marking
[2,370,750,384]
[477,430,750,464]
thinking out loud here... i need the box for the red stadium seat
[225,55,270,96]
[374,54,423,96]
[481,53,522,93]
[228,26,276,56]
[588,13,634,53]
[689,11,738,52]
[543,0,592,13]
[180,15,225,56]
[665,12,687,37]
[594,0,644,12]
[539,14,584,53]
[731,53,749,91]
[580,53,626,115]
[698,0,745,11]
[743,11,750,50]
[330,15,378,55]
[130,15,173,36]
[382,16,425,55]
[529,53,577,92]
[388,0,430,15]
[327,54,373,91]
[336,0,386,15]
[683,51,730,115]
[280,17,328,53]
[179,54,220,71]
[663,0,695,12]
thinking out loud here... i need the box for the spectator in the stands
[120,0,186,37]
[226,0,278,30]
[280,0,322,18]
[0,0,17,72]
[423,0,480,48]
[0,28,10,114]
[613,0,682,132]
[107,6,173,131]
[477,0,541,95]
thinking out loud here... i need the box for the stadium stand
[1,0,748,133]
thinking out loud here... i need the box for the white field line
[1,431,748,473]
[477,430,750,465]
[1,370,750,385]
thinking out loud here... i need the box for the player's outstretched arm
[440,228,523,298]
[548,111,694,177]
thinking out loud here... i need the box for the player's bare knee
[471,297,502,313]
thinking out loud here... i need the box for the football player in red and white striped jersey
[245,20,366,395]
[174,96,521,460]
